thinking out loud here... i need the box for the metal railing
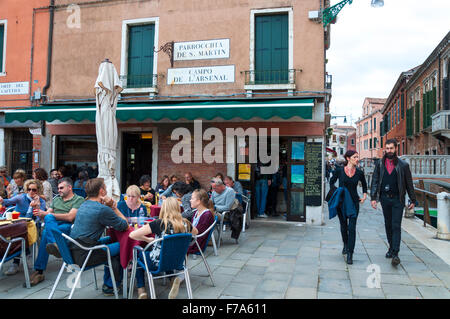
[400,155,450,178]
[243,69,297,85]
[414,180,436,228]
[119,74,157,89]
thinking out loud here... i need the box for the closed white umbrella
[94,59,122,201]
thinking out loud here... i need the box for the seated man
[30,177,85,286]
[210,177,236,213]
[223,176,244,195]
[69,178,128,296]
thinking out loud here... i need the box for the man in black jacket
[370,139,416,266]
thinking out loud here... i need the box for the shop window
[57,135,98,179]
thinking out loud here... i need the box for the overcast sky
[327,0,450,126]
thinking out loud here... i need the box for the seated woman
[139,175,156,205]
[0,179,46,218]
[0,179,46,276]
[6,169,27,198]
[155,175,170,196]
[129,197,198,299]
[117,185,147,219]
[187,189,215,255]
[74,171,89,190]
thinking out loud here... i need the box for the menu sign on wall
[305,142,322,206]
[0,82,29,95]
[167,65,235,85]
[174,39,230,61]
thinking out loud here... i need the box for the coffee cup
[5,211,12,220]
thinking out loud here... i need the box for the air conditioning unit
[308,11,321,22]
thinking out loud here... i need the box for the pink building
[355,98,386,162]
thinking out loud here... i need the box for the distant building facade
[355,97,386,163]
[327,124,356,161]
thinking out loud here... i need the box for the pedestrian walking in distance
[329,150,367,265]
[370,139,416,266]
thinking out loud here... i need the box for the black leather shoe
[385,248,393,258]
[391,254,400,266]
[342,244,348,255]
[346,253,353,265]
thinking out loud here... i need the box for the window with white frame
[120,17,159,92]
[248,8,293,89]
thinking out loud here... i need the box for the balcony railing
[244,69,297,85]
[431,110,450,136]
[120,74,157,89]
[400,155,450,178]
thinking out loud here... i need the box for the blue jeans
[101,241,123,288]
[34,214,72,271]
[255,179,269,216]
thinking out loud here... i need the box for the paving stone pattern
[0,200,449,299]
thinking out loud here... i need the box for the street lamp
[322,0,384,27]
[331,115,347,124]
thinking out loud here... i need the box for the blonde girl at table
[129,197,198,299]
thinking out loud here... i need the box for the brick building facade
[380,67,419,156]
[0,0,50,176]
[4,0,333,224]
[405,31,450,155]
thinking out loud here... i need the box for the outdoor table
[150,205,161,217]
[150,205,183,217]
[106,217,155,299]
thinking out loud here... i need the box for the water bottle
[138,207,145,226]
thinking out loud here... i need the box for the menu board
[305,142,322,206]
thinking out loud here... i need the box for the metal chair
[72,188,87,198]
[189,216,218,286]
[216,210,231,248]
[128,233,193,299]
[241,194,251,233]
[48,228,119,299]
[0,233,31,288]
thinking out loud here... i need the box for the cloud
[327,0,450,122]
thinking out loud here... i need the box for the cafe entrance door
[121,132,153,191]
[285,137,306,222]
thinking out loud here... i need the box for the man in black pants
[370,139,416,266]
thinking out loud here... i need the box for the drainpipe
[42,0,55,103]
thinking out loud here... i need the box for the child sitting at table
[129,197,198,299]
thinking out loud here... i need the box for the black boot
[346,252,353,265]
[342,243,348,255]
[385,248,393,258]
[391,252,400,266]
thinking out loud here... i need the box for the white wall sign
[167,65,235,85]
[0,81,29,95]
[174,39,230,61]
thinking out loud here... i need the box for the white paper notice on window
[167,65,235,85]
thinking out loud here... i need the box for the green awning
[4,98,314,123]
